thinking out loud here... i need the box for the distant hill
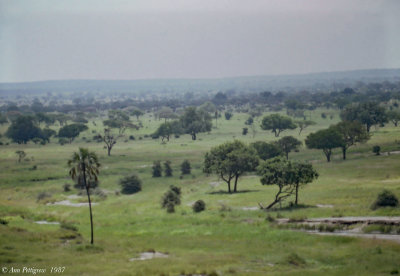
[1,68,399,96]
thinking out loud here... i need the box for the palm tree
[68,148,100,244]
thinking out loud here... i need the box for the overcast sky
[0,0,399,83]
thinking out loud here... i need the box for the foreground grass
[1,110,400,275]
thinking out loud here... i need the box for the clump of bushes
[63,183,71,192]
[119,174,142,194]
[152,161,162,177]
[371,190,399,210]
[286,252,306,266]
[36,192,52,202]
[161,185,181,213]
[193,200,206,213]
[181,160,191,175]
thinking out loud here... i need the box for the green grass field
[1,109,400,275]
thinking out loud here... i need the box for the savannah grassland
[1,109,400,276]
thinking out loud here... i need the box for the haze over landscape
[0,0,399,83]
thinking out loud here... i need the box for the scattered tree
[341,102,388,132]
[296,120,316,135]
[180,107,212,140]
[152,161,162,177]
[6,115,42,144]
[68,148,100,244]
[373,145,381,155]
[181,160,191,175]
[204,140,259,193]
[193,200,206,213]
[277,136,302,160]
[130,108,144,120]
[58,124,88,143]
[164,160,173,177]
[332,121,370,160]
[224,111,233,120]
[99,128,117,156]
[387,110,400,127]
[260,114,297,137]
[242,128,248,135]
[161,185,181,213]
[305,128,343,162]
[371,190,398,210]
[250,141,282,161]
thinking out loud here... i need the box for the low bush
[371,190,399,210]
[119,174,142,194]
[193,200,206,213]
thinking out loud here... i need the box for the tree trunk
[107,146,111,156]
[295,183,299,205]
[82,164,94,244]
[227,181,231,193]
[191,133,196,140]
[233,174,239,193]
[342,147,346,160]
[285,151,289,160]
[366,124,371,132]
[324,149,331,162]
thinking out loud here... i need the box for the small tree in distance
[277,136,302,160]
[181,160,191,175]
[164,160,173,177]
[260,114,297,137]
[152,161,162,177]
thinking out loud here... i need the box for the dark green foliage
[161,185,181,213]
[153,121,183,142]
[58,138,69,145]
[0,113,8,124]
[296,120,316,135]
[305,128,343,162]
[0,218,8,225]
[250,141,282,161]
[6,115,42,144]
[257,158,318,208]
[74,174,99,190]
[371,190,399,210]
[58,124,88,143]
[164,160,173,177]
[373,145,381,155]
[277,136,302,160]
[129,135,135,140]
[180,107,212,140]
[152,161,162,177]
[341,102,388,132]
[260,114,296,137]
[242,128,248,135]
[245,116,254,125]
[193,200,206,213]
[63,183,71,192]
[332,121,370,160]
[387,110,400,126]
[224,111,233,120]
[204,140,259,193]
[130,108,144,120]
[181,160,191,175]
[119,174,142,194]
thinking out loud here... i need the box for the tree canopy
[277,136,302,160]
[58,124,88,143]
[250,141,282,161]
[180,107,212,140]
[305,128,343,162]
[204,140,259,193]
[260,114,297,137]
[340,102,388,132]
[6,115,42,144]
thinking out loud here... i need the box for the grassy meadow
[1,109,400,275]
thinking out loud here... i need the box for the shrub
[371,190,399,210]
[37,192,52,202]
[193,200,206,213]
[0,218,8,225]
[164,160,173,177]
[119,174,142,194]
[152,161,162,177]
[63,183,71,192]
[242,128,248,135]
[373,145,381,155]
[245,116,253,125]
[129,135,135,140]
[286,253,306,266]
[181,160,191,175]
[224,112,233,120]
[161,185,181,213]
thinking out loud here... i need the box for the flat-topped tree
[260,114,296,137]
[204,140,259,193]
[6,115,42,144]
[331,121,370,160]
[68,148,100,244]
[58,124,88,143]
[296,120,316,135]
[305,128,343,162]
[340,102,388,132]
[277,136,302,160]
[99,128,117,156]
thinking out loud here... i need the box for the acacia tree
[99,128,117,156]
[277,136,302,160]
[180,107,212,140]
[204,140,259,193]
[332,121,370,160]
[305,128,343,162]
[58,124,88,143]
[68,148,100,244]
[257,158,318,209]
[250,141,282,161]
[130,108,144,120]
[340,102,388,132]
[296,120,316,135]
[260,114,296,137]
[153,121,183,142]
[6,115,42,144]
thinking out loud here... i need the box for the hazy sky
[0,0,399,82]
